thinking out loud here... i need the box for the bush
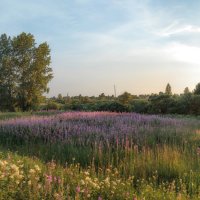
[44,102,60,110]
[96,101,132,112]
[132,100,149,113]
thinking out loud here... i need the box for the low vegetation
[1,112,200,199]
[42,83,200,116]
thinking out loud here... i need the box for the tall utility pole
[114,84,117,98]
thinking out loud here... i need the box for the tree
[0,34,17,111]
[118,92,132,104]
[165,83,172,95]
[184,87,190,95]
[99,93,106,100]
[148,94,175,114]
[0,33,53,111]
[58,94,62,99]
[194,83,200,95]
[189,95,200,115]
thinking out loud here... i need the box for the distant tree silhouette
[184,87,190,95]
[194,83,200,95]
[165,83,172,95]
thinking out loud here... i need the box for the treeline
[1,32,200,115]
[45,83,200,115]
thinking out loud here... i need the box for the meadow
[1,111,200,199]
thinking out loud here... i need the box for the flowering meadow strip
[0,112,188,145]
[0,151,193,200]
[0,111,193,173]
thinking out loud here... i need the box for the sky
[1,0,200,97]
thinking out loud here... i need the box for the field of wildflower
[1,111,200,199]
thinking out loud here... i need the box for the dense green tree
[0,34,17,111]
[176,94,192,114]
[96,101,132,112]
[165,83,172,95]
[118,92,132,104]
[132,99,149,113]
[0,32,53,111]
[189,95,200,115]
[148,94,175,114]
[194,83,200,95]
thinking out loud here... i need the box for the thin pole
[114,84,116,98]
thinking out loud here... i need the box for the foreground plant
[0,151,198,200]
[0,152,135,199]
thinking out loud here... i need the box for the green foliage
[0,112,29,120]
[0,34,17,111]
[194,82,200,95]
[45,101,61,110]
[0,33,53,111]
[189,95,200,115]
[98,93,106,100]
[131,99,149,113]
[0,111,62,120]
[148,94,176,114]
[118,91,132,104]
[47,88,200,115]
[96,101,132,112]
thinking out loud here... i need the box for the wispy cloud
[157,23,200,37]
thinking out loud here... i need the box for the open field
[1,112,200,199]
[0,110,63,121]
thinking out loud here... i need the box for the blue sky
[1,0,200,96]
